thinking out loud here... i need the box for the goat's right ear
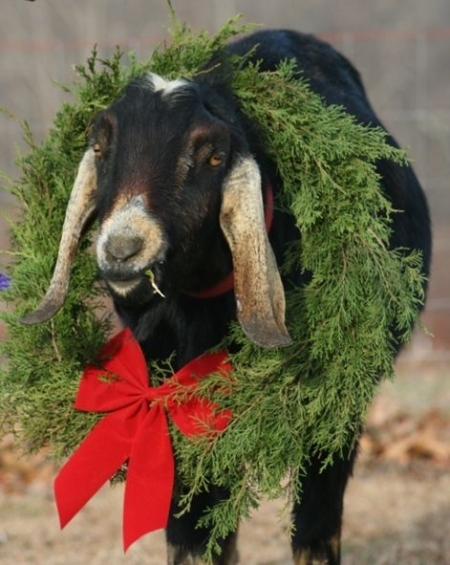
[21,148,98,325]
[219,157,292,349]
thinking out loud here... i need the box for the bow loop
[55,328,232,550]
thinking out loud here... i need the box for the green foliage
[0,16,425,562]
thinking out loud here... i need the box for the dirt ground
[1,362,449,565]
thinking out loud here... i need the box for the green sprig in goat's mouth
[145,268,165,298]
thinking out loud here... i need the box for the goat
[22,29,431,565]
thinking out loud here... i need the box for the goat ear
[219,157,292,348]
[21,148,97,325]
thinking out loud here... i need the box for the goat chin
[105,278,142,297]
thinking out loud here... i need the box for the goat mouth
[105,276,142,297]
[103,261,166,298]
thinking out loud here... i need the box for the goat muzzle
[96,195,167,297]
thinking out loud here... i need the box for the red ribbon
[54,328,232,550]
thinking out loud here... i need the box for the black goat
[23,29,431,565]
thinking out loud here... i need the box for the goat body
[24,29,431,565]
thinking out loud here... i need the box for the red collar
[187,182,274,299]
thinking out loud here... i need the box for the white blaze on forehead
[147,72,188,96]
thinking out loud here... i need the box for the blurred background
[0,2,449,564]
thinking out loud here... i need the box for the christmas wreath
[0,16,425,559]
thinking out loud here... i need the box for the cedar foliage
[0,16,425,561]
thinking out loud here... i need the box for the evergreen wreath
[0,16,425,559]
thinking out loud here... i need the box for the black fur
[90,29,431,564]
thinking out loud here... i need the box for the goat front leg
[166,487,239,565]
[291,447,357,565]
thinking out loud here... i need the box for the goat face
[22,73,291,348]
[92,76,233,301]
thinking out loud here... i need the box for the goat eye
[93,143,102,158]
[208,153,225,167]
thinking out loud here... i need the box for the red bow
[54,328,231,550]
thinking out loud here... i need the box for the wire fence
[1,24,449,209]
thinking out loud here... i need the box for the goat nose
[105,234,143,262]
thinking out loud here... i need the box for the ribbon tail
[54,410,135,530]
[123,404,175,551]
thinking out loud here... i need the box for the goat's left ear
[219,156,292,348]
